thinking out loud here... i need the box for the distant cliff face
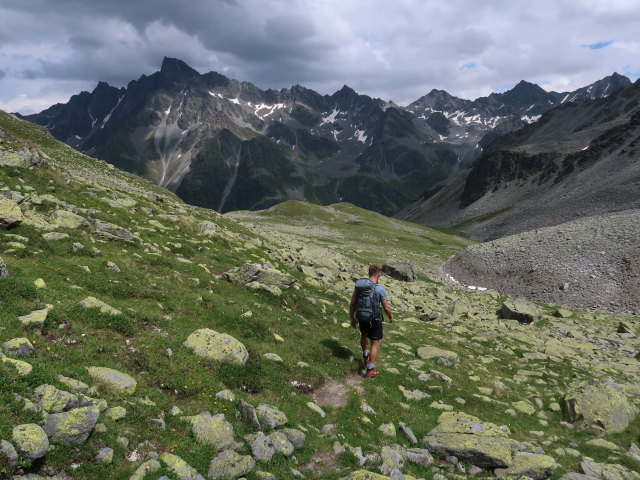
[397,80,640,240]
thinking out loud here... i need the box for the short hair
[368,265,381,277]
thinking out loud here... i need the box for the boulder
[96,447,113,464]
[0,256,8,278]
[500,298,543,323]
[33,384,79,413]
[382,263,417,282]
[49,210,88,229]
[89,218,135,242]
[247,431,294,461]
[422,411,520,468]
[186,412,237,450]
[580,460,640,480]
[0,198,23,228]
[78,297,122,315]
[347,471,393,480]
[12,424,49,460]
[416,346,459,365]
[42,232,70,241]
[86,367,137,395]
[184,329,249,365]
[495,452,559,479]
[208,449,255,480]
[18,308,50,328]
[2,356,32,376]
[43,406,100,444]
[280,428,306,449]
[57,375,89,394]
[0,439,18,469]
[2,338,34,356]
[222,263,295,289]
[561,378,636,435]
[238,400,261,431]
[159,452,205,480]
[379,445,403,476]
[255,404,287,429]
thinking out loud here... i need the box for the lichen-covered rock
[86,367,137,394]
[42,232,70,241]
[561,378,636,435]
[78,296,122,315]
[96,447,113,464]
[0,439,18,469]
[222,263,295,289]
[500,298,542,323]
[130,459,161,480]
[280,429,306,449]
[90,218,135,242]
[2,356,32,376]
[263,352,283,362]
[378,423,396,437]
[106,406,127,421]
[57,375,89,394]
[12,424,49,460]
[0,255,8,278]
[18,308,50,328]
[382,263,417,282]
[422,411,520,468]
[0,198,23,228]
[495,452,559,479]
[2,338,34,356]
[208,449,255,480]
[255,404,287,430]
[184,329,248,365]
[49,210,88,229]
[347,471,393,480]
[33,384,79,413]
[159,452,205,480]
[580,459,640,480]
[186,412,237,450]
[306,402,326,417]
[199,221,219,237]
[416,346,459,364]
[43,406,100,444]
[247,431,294,461]
[379,445,404,476]
[405,448,434,467]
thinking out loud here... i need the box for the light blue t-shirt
[372,284,387,305]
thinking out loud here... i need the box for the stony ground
[444,209,640,316]
[0,110,639,480]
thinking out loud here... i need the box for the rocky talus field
[0,109,639,480]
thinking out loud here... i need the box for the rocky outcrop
[0,198,23,228]
[222,263,295,290]
[382,263,417,282]
[561,378,636,435]
[43,406,100,444]
[208,449,255,479]
[422,412,522,468]
[500,298,543,324]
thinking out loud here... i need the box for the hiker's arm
[381,299,394,322]
[349,292,357,328]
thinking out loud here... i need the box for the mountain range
[397,77,640,240]
[21,58,631,217]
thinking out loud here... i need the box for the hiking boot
[366,368,378,379]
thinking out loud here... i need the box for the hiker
[349,265,394,378]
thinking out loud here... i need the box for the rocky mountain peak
[160,57,200,79]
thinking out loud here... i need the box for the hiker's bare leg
[360,335,368,352]
[369,340,380,364]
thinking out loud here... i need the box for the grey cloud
[0,69,5,79]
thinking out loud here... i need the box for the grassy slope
[0,110,639,479]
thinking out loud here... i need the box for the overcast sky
[1,0,639,114]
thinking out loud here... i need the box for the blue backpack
[355,279,381,322]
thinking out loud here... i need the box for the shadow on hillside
[321,339,353,359]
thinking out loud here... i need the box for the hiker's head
[368,265,381,280]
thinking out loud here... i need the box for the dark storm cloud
[1,0,639,114]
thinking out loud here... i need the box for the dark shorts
[358,318,383,340]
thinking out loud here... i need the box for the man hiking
[349,265,394,378]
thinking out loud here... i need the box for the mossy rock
[78,296,122,315]
[43,406,100,444]
[495,452,559,479]
[186,412,237,450]
[561,378,636,435]
[49,210,88,229]
[184,329,249,365]
[0,198,23,228]
[12,424,49,460]
[33,384,79,413]
[159,452,205,480]
[208,449,255,480]
[86,366,137,395]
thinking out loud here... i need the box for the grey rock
[256,404,287,430]
[89,219,135,242]
[380,445,404,476]
[238,400,261,431]
[580,460,640,480]
[43,406,100,444]
[2,338,34,356]
[208,449,256,480]
[405,448,434,468]
[248,431,294,461]
[222,262,295,289]
[281,428,306,449]
[382,263,417,282]
[399,425,418,444]
[187,412,237,450]
[1,439,18,469]
[95,447,113,464]
[0,256,8,278]
[500,298,543,324]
